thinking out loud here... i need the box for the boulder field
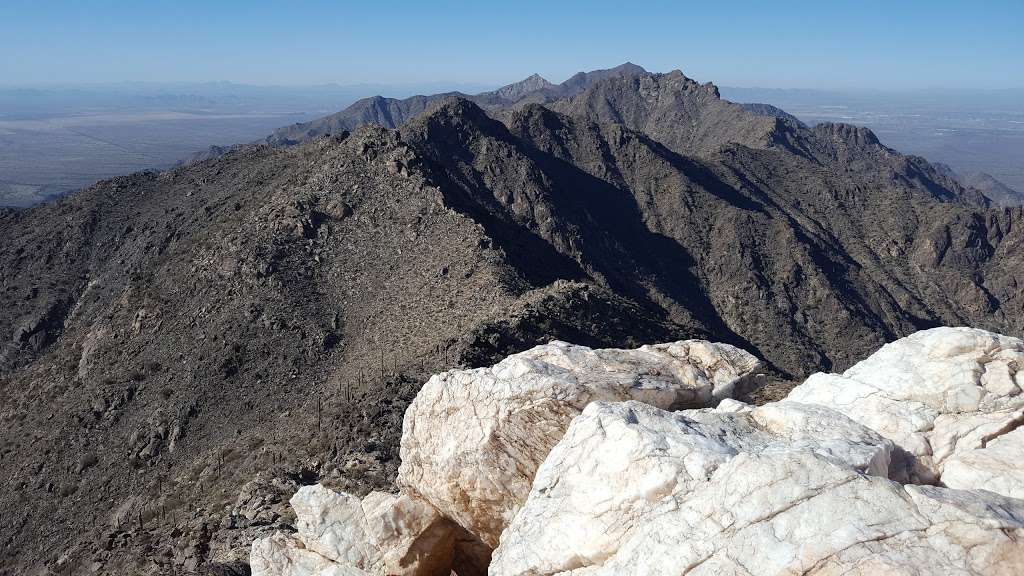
[251,328,1024,575]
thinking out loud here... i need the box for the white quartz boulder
[361,491,459,576]
[251,532,356,576]
[490,400,1024,576]
[289,485,383,571]
[490,399,895,575]
[251,485,465,576]
[787,326,1024,494]
[397,339,762,547]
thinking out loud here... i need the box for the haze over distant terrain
[0,81,495,206]
[722,86,1024,194]
[2,77,1022,208]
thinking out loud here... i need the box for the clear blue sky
[2,0,1022,89]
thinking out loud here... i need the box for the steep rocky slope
[401,95,1023,374]
[3,67,1024,575]
[0,128,678,575]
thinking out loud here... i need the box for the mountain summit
[489,73,554,100]
[2,65,1022,574]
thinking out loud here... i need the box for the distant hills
[934,162,1024,207]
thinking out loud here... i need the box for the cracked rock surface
[252,485,469,576]
[253,329,1024,576]
[396,339,761,548]
[787,326,1024,494]
[491,399,1024,575]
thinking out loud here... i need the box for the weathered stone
[362,491,459,576]
[490,400,895,575]
[787,327,1024,494]
[290,485,382,571]
[252,486,467,576]
[250,532,366,576]
[490,400,1024,576]
[397,339,762,547]
[254,330,1024,576]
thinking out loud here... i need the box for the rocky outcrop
[252,339,760,575]
[396,339,761,547]
[787,326,1024,494]
[252,329,1024,576]
[492,400,1024,575]
[489,400,899,575]
[252,486,470,576]
[251,532,352,576]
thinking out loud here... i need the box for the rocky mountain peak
[400,96,513,154]
[608,61,647,74]
[490,73,555,101]
[660,69,721,98]
[406,96,496,131]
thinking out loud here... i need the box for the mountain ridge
[265,63,651,145]
[2,65,1023,575]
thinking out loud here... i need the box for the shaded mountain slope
[0,128,680,575]
[547,70,987,208]
[962,171,1024,206]
[546,70,796,156]
[401,97,1023,373]
[934,162,1024,207]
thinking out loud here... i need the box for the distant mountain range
[3,64,1023,575]
[933,162,1024,207]
[258,65,1020,207]
[265,63,649,145]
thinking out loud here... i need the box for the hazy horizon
[3,0,1022,90]
[4,0,1023,208]
[5,76,1024,95]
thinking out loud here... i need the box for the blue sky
[2,0,1022,89]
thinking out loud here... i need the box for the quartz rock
[787,327,1024,494]
[490,400,1024,576]
[397,339,761,547]
[251,486,465,576]
[362,491,459,576]
[289,485,382,571]
[250,532,369,576]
